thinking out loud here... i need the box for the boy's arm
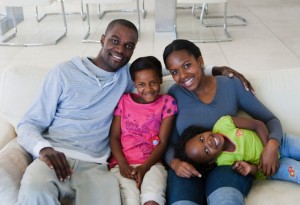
[109,116,134,179]
[231,116,269,145]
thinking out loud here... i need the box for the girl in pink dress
[109,56,178,205]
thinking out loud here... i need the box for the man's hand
[39,147,73,181]
[259,139,280,176]
[171,158,201,178]
[212,66,255,94]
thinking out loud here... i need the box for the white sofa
[0,65,300,205]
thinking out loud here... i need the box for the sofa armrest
[0,117,16,150]
[0,139,32,205]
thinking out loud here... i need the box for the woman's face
[165,50,204,92]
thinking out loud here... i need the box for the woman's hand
[171,158,201,178]
[259,139,280,176]
[212,66,255,94]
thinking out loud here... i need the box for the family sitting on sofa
[14,19,295,205]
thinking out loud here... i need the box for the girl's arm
[231,116,269,146]
[109,116,134,179]
[134,115,175,189]
[233,160,258,176]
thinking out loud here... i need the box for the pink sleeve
[114,95,125,116]
[162,95,178,119]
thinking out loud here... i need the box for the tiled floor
[0,0,300,76]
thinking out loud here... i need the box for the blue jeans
[167,165,252,205]
[270,133,300,183]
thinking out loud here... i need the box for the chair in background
[96,0,146,19]
[81,0,143,43]
[59,0,86,20]
[0,0,67,46]
[176,0,247,43]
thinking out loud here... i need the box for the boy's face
[185,131,225,164]
[99,24,138,72]
[133,69,162,104]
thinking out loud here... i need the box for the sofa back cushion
[0,66,50,127]
[244,68,300,136]
[1,65,300,137]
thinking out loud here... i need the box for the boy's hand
[39,147,73,182]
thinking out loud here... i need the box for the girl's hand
[233,161,252,176]
[119,162,135,180]
[132,165,149,189]
[171,158,201,178]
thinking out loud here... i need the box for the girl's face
[165,50,204,92]
[133,69,162,104]
[185,131,225,164]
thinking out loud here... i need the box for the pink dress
[109,93,178,168]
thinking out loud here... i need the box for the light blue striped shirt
[17,56,134,163]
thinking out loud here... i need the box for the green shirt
[213,115,265,179]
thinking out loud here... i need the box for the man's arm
[210,66,254,93]
[17,67,72,181]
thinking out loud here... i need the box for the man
[16,19,253,205]
[16,19,138,205]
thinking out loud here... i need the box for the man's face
[99,24,138,72]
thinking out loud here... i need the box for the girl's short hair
[129,56,163,81]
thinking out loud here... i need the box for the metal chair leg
[175,2,232,43]
[97,0,145,21]
[0,1,68,46]
[82,4,96,43]
[34,0,87,22]
[193,3,247,27]
[82,0,141,43]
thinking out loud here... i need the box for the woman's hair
[129,56,163,81]
[163,39,202,67]
[174,125,216,176]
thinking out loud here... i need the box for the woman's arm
[231,116,269,146]
[235,78,282,176]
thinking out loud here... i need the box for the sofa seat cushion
[0,139,32,205]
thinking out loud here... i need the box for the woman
[163,39,282,205]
